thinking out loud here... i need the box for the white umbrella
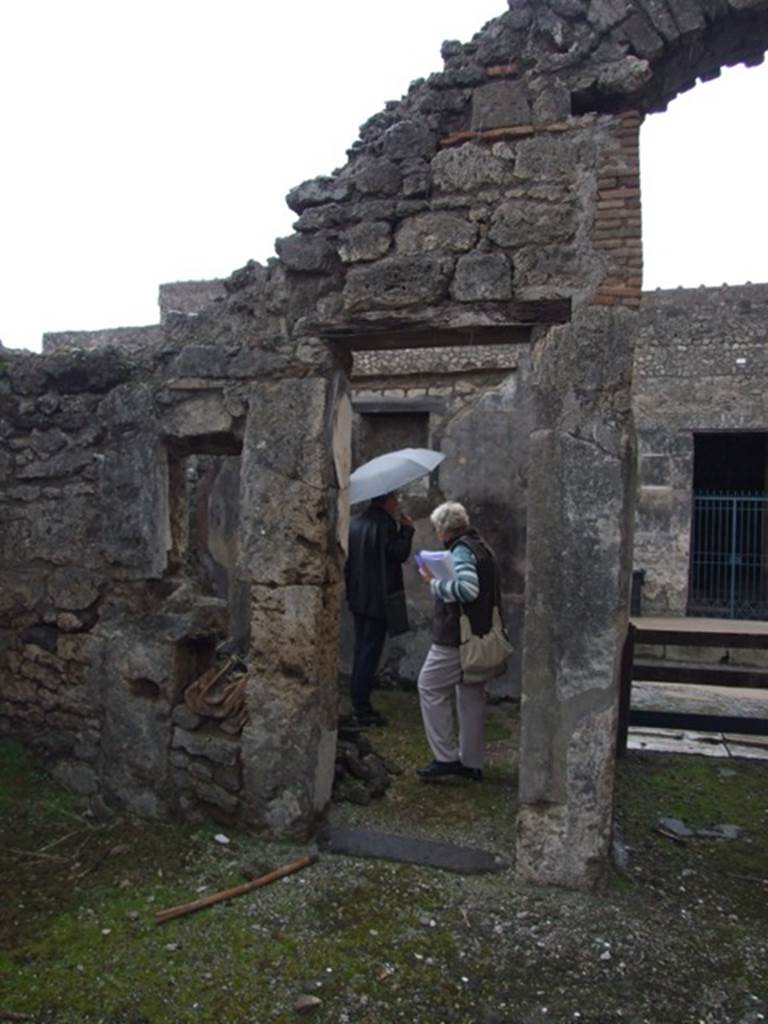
[349,447,445,504]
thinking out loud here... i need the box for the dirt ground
[1,689,766,1024]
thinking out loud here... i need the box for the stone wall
[0,270,349,832]
[158,280,227,324]
[634,283,768,614]
[3,0,768,889]
[43,326,163,355]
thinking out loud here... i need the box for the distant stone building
[634,283,768,621]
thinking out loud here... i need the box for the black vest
[431,530,498,647]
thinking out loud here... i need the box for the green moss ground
[1,692,766,1024]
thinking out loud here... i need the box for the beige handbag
[459,605,513,684]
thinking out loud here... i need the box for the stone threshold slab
[319,825,508,875]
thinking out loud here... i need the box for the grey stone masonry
[43,325,163,355]
[634,283,768,615]
[3,0,768,888]
[159,280,227,323]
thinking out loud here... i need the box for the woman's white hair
[430,501,470,537]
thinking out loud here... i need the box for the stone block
[471,81,532,131]
[46,569,102,606]
[171,704,203,730]
[212,762,242,791]
[165,345,231,380]
[238,378,337,587]
[275,234,336,274]
[618,12,664,60]
[190,778,240,813]
[451,252,512,301]
[250,584,328,680]
[353,157,402,196]
[489,198,576,249]
[395,212,478,255]
[338,222,392,264]
[1,673,38,703]
[402,163,431,198]
[50,760,99,796]
[514,134,595,181]
[160,393,236,438]
[531,80,572,124]
[516,706,616,889]
[99,438,171,577]
[286,176,353,213]
[172,726,240,766]
[431,144,510,193]
[377,118,438,161]
[597,56,652,95]
[240,686,337,834]
[343,256,452,313]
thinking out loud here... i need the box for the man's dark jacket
[345,506,414,621]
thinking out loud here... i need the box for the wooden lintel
[318,299,571,351]
[328,326,530,352]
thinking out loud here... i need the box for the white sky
[1,1,766,353]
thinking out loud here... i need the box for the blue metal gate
[688,492,768,619]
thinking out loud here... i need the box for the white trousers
[417,643,486,770]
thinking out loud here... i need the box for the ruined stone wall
[3,0,768,889]
[634,283,768,614]
[0,272,349,831]
[43,326,164,355]
[158,280,227,324]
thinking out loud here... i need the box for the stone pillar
[237,370,350,835]
[516,307,636,888]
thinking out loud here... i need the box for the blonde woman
[416,501,502,782]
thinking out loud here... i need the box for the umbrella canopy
[349,447,445,505]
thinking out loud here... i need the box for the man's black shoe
[416,760,483,782]
[353,708,389,728]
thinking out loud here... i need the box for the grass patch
[1,716,767,1024]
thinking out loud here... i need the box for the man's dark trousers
[350,613,388,712]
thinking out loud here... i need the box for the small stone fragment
[656,817,693,839]
[294,994,322,1014]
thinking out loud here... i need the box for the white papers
[415,549,456,583]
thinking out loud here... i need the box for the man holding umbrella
[345,449,444,727]
[345,492,414,726]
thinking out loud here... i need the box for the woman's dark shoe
[416,759,463,780]
[416,760,483,781]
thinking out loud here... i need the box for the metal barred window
[688,491,768,620]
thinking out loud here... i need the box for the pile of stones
[333,724,403,805]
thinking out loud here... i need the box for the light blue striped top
[430,543,479,605]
